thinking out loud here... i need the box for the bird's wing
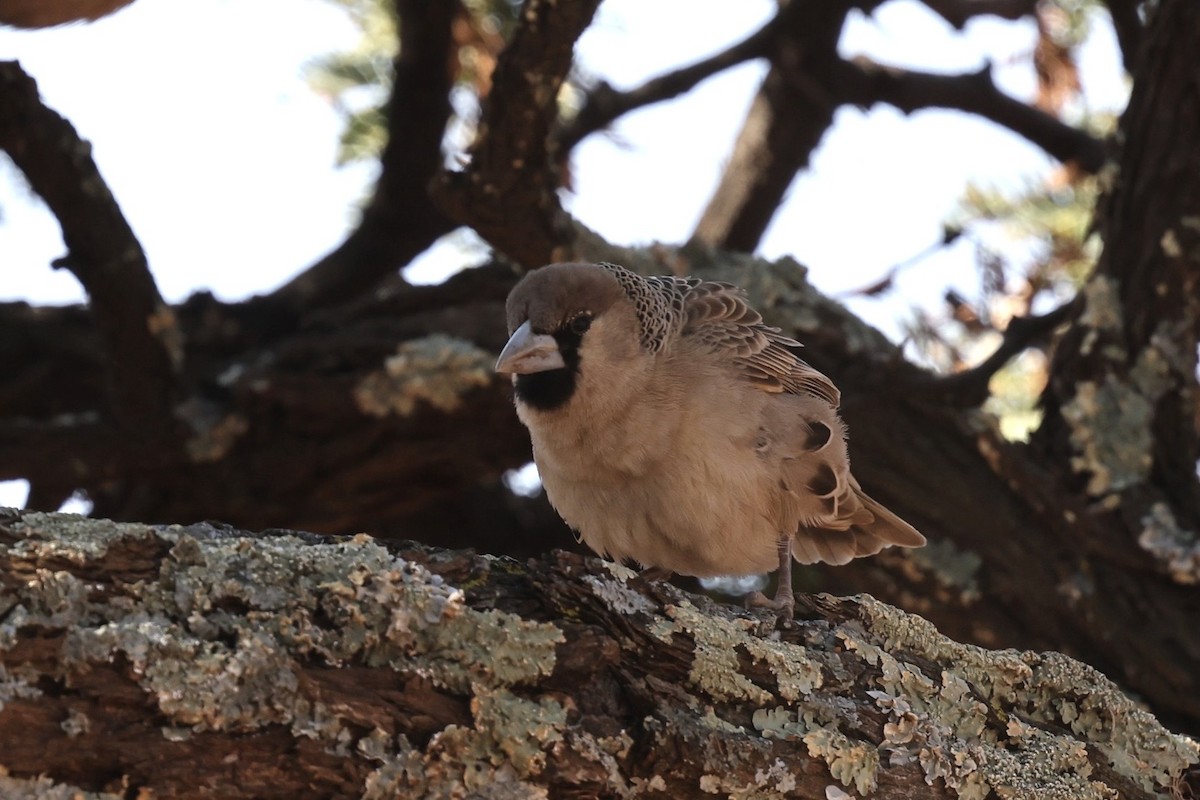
[764,395,926,565]
[681,281,840,406]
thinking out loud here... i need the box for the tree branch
[268,0,458,316]
[918,0,1037,29]
[431,0,603,268]
[554,10,782,153]
[1,512,1194,797]
[838,57,1108,173]
[905,296,1080,406]
[1103,0,1143,74]
[0,415,122,485]
[0,0,135,27]
[0,262,531,533]
[0,61,181,443]
[692,4,854,252]
[1036,0,1200,520]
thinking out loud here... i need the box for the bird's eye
[568,314,592,335]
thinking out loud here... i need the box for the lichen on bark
[0,511,1195,798]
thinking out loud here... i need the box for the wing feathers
[680,281,840,406]
[613,267,925,567]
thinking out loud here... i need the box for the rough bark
[3,0,1200,750]
[0,262,535,536]
[0,511,1195,799]
[430,0,603,267]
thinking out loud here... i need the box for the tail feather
[791,489,925,566]
[792,526,886,566]
[856,490,926,548]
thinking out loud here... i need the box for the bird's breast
[528,407,783,578]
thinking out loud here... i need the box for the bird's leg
[745,536,795,623]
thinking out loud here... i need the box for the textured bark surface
[3,0,1200,756]
[0,512,1195,799]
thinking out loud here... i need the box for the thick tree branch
[0,0,134,27]
[918,0,1037,28]
[0,61,181,444]
[0,415,121,484]
[268,0,458,316]
[838,57,1108,173]
[431,0,603,268]
[1103,0,1144,74]
[1036,0,1200,521]
[692,4,853,252]
[0,262,531,533]
[0,513,1194,798]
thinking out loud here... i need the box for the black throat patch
[513,327,584,411]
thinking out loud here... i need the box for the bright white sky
[0,0,1126,509]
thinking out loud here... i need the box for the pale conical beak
[495,320,566,374]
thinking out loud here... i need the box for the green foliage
[306,0,398,166]
[307,0,521,167]
[959,167,1103,293]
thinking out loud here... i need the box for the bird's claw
[745,589,795,625]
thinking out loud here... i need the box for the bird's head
[496,263,642,412]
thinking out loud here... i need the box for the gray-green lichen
[60,708,91,738]
[1065,277,1185,498]
[1061,374,1155,496]
[584,572,656,616]
[851,594,1199,797]
[176,395,249,464]
[354,333,494,417]
[642,583,1197,799]
[1160,228,1183,258]
[361,689,567,799]
[3,514,158,563]
[652,600,822,704]
[1063,340,1174,498]
[1078,276,1124,337]
[697,755,801,799]
[0,770,122,800]
[0,664,41,711]
[1139,502,1200,584]
[2,513,562,748]
[753,708,879,796]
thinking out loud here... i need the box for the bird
[494,261,925,621]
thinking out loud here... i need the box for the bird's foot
[745,586,795,625]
